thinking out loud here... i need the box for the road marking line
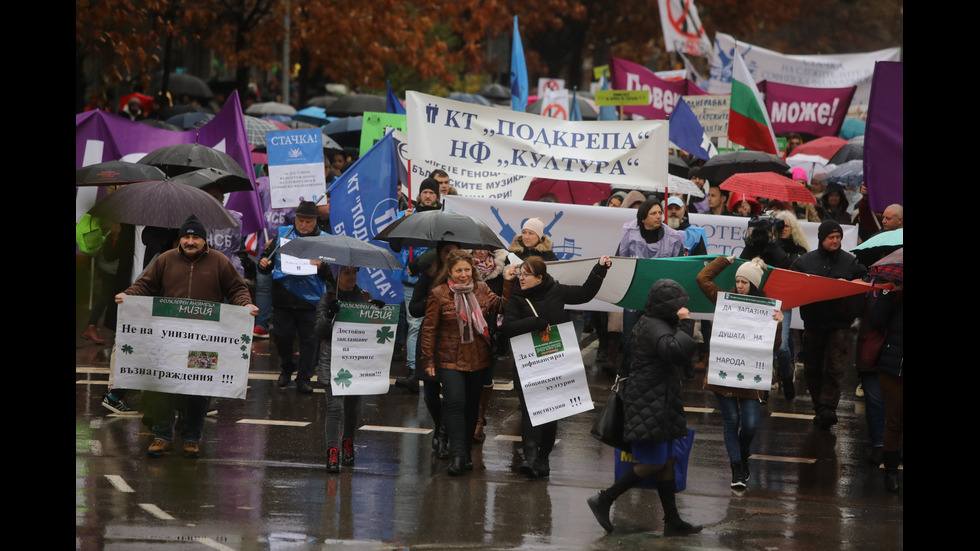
[104,474,133,492]
[751,454,817,464]
[359,425,432,434]
[770,412,816,420]
[685,407,714,413]
[194,537,238,551]
[493,435,560,444]
[237,419,310,427]
[139,503,174,520]
[90,441,102,455]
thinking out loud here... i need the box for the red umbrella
[524,178,610,205]
[787,136,848,164]
[720,172,816,204]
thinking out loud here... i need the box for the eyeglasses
[519,272,536,279]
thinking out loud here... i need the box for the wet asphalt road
[76,315,902,551]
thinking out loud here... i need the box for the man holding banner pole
[115,215,257,458]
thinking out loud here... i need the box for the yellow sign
[594,90,650,106]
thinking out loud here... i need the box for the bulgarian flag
[728,50,780,155]
[547,256,884,314]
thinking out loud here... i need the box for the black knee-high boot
[658,479,703,536]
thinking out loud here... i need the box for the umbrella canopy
[665,174,706,198]
[668,155,692,178]
[155,104,213,121]
[699,151,790,185]
[720,172,816,204]
[787,136,848,165]
[479,83,510,101]
[76,161,167,186]
[823,159,864,187]
[246,102,297,117]
[828,142,863,165]
[242,115,281,147]
[868,247,903,282]
[306,95,339,109]
[325,95,386,117]
[165,112,214,130]
[373,209,506,252]
[853,228,903,251]
[292,106,331,126]
[157,73,213,99]
[138,143,248,179]
[524,178,610,205]
[322,116,363,148]
[278,234,402,270]
[88,180,239,229]
[138,119,182,132]
[170,167,252,194]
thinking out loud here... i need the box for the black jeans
[439,368,485,458]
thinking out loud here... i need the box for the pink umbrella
[524,178,610,205]
[787,136,848,164]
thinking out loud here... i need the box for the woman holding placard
[421,250,515,476]
[696,256,783,490]
[502,255,611,478]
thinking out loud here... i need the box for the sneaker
[327,447,340,473]
[182,441,200,458]
[102,394,134,415]
[341,439,355,466]
[253,326,270,338]
[147,439,173,457]
[730,462,747,490]
[277,372,292,388]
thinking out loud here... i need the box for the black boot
[659,479,703,536]
[741,453,751,483]
[435,424,450,460]
[448,455,466,476]
[884,450,900,492]
[396,370,420,393]
[520,439,539,478]
[587,491,615,533]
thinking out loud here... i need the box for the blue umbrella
[824,160,864,187]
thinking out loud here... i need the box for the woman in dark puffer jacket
[587,279,702,536]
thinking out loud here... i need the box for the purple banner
[610,56,706,120]
[864,62,903,210]
[759,81,855,137]
[75,91,263,235]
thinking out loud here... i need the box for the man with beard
[116,215,257,458]
[665,197,707,256]
[791,221,867,429]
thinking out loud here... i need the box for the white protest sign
[278,236,318,275]
[267,128,327,208]
[114,296,254,399]
[329,302,399,395]
[406,91,669,189]
[511,322,593,426]
[707,292,781,390]
[541,88,569,120]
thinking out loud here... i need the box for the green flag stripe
[730,79,768,126]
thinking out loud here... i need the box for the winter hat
[295,200,318,218]
[179,214,206,237]
[418,177,440,199]
[792,166,808,181]
[817,220,843,243]
[736,257,766,289]
[522,217,545,239]
[621,190,648,209]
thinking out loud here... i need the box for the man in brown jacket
[116,215,256,458]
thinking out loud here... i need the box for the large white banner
[689,213,858,256]
[393,129,535,202]
[707,33,901,109]
[329,302,399,395]
[511,322,593,426]
[707,292,781,390]
[267,128,327,208]
[406,91,669,189]
[114,296,254,399]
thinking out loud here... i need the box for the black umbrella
[322,116,363,148]
[158,73,214,99]
[828,142,863,165]
[170,167,252,194]
[479,83,510,101]
[88,180,239,229]
[373,210,506,252]
[278,235,402,270]
[698,151,790,185]
[668,155,691,178]
[325,94,386,117]
[138,143,248,179]
[76,161,167,186]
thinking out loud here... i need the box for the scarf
[447,280,489,344]
[473,254,496,279]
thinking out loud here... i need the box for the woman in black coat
[587,279,702,536]
[503,255,610,478]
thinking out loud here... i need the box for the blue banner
[328,132,404,304]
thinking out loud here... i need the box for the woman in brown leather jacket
[421,249,515,475]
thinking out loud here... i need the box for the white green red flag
[728,50,779,155]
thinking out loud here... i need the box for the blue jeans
[775,309,795,379]
[715,393,760,462]
[859,371,885,447]
[255,270,272,330]
[404,286,422,372]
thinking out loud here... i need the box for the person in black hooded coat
[587,279,702,536]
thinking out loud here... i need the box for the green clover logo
[718,370,727,379]
[334,369,353,388]
[736,373,745,382]
[753,375,763,383]
[241,352,250,359]
[121,344,134,354]
[376,326,394,344]
[240,334,251,344]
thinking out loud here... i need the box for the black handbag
[590,376,631,452]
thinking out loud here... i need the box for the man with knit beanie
[790,221,867,429]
